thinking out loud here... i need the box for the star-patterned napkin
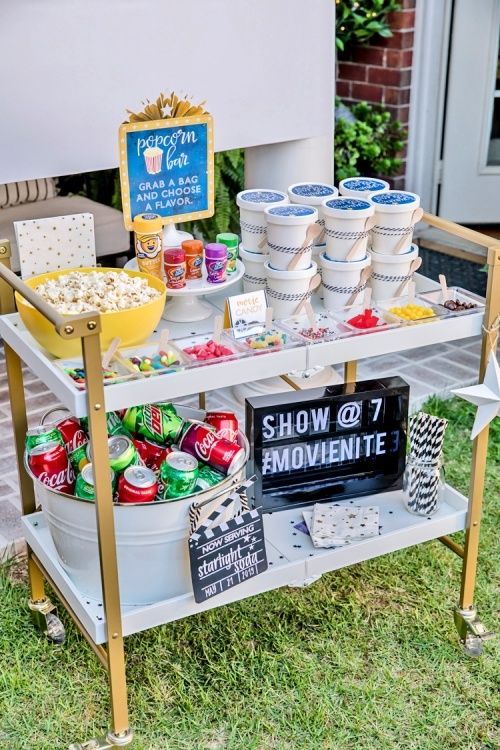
[304,503,380,548]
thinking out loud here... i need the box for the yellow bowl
[16,267,166,359]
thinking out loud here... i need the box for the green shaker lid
[216,232,239,248]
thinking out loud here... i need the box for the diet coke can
[132,437,173,472]
[179,421,244,475]
[205,411,239,443]
[117,465,158,504]
[28,440,75,494]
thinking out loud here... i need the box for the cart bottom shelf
[22,485,468,645]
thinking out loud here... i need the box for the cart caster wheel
[45,612,66,645]
[462,634,484,657]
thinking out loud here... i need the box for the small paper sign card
[224,289,268,338]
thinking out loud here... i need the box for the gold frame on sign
[0,211,498,748]
[118,114,215,231]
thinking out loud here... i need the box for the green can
[106,411,132,437]
[216,232,239,274]
[75,463,116,501]
[195,464,225,491]
[25,424,64,453]
[87,435,140,473]
[138,403,183,445]
[122,406,143,435]
[159,451,198,500]
[68,443,89,473]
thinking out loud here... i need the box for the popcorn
[35,271,161,314]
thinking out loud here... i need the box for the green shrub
[336,0,401,51]
[334,98,407,182]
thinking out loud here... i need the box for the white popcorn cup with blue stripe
[236,189,288,252]
[264,204,318,271]
[369,244,419,301]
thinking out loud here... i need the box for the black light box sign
[245,377,409,512]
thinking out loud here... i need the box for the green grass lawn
[0,398,499,750]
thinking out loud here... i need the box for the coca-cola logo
[66,429,87,455]
[39,463,74,490]
[195,430,216,461]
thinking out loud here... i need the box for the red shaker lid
[164,247,185,264]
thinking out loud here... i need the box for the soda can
[159,451,198,500]
[138,403,184,445]
[118,466,158,504]
[132,437,173,472]
[75,463,116,502]
[195,464,225,491]
[25,424,63,453]
[106,411,132,437]
[87,435,141,473]
[28,440,75,494]
[122,405,143,435]
[42,411,90,472]
[205,411,239,443]
[179,421,245,475]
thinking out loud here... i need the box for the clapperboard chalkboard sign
[189,480,268,604]
[246,377,409,512]
[119,114,214,230]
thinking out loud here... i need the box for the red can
[28,440,75,494]
[53,416,88,457]
[132,437,173,472]
[164,247,187,289]
[179,421,245,475]
[117,465,158,504]
[205,411,239,443]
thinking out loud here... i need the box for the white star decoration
[452,351,500,439]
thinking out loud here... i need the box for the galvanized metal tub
[26,406,249,606]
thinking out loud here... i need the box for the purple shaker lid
[205,242,228,258]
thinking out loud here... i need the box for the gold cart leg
[80,331,132,746]
[454,245,500,654]
[344,360,357,394]
[199,391,206,410]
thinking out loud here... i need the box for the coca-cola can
[179,421,245,475]
[41,408,88,459]
[117,465,158,504]
[28,440,75,494]
[205,411,239,443]
[132,437,173,472]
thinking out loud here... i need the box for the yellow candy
[389,304,436,321]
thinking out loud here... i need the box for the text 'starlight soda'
[118,466,158,504]
[28,441,75,494]
[87,435,142,473]
[182,239,203,279]
[164,247,187,289]
[133,212,163,280]
[204,243,228,284]
[75,463,116,502]
[137,403,184,445]
[25,424,63,453]
[159,451,199,500]
[216,233,239,274]
[205,411,239,443]
[179,421,244,475]
[132,436,173,472]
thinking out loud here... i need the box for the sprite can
[68,443,89,473]
[195,464,225,491]
[75,463,116,501]
[25,424,64,453]
[138,403,184,445]
[87,435,141,472]
[159,451,198,500]
[216,233,239,274]
[80,412,130,437]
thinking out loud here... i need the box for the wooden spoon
[393,207,424,254]
[345,266,372,307]
[213,314,223,343]
[294,273,322,315]
[394,257,422,297]
[102,337,121,369]
[287,224,323,271]
[258,231,268,250]
[158,327,170,354]
[304,300,318,333]
[345,215,377,261]
[265,306,274,328]
[438,273,448,303]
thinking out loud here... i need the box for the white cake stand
[124,257,245,322]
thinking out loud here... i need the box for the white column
[244,134,334,191]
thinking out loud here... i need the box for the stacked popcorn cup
[319,197,374,311]
[367,190,422,301]
[236,189,288,293]
[263,203,320,318]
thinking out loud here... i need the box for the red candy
[183,339,235,361]
[347,308,381,330]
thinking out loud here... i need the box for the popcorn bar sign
[245,377,409,512]
[119,114,214,230]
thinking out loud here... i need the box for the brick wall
[336,0,416,189]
